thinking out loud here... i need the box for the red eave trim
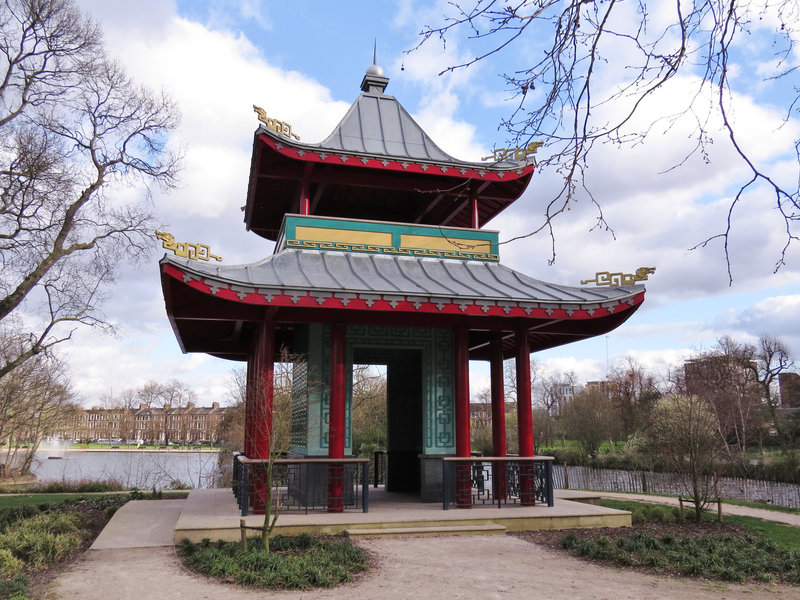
[162,263,645,322]
[258,134,535,183]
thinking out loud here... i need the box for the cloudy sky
[61,0,800,406]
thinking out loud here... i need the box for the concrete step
[345,523,506,538]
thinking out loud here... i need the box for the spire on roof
[361,41,389,94]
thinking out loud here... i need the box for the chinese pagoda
[159,60,647,513]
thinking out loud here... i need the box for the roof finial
[362,41,389,94]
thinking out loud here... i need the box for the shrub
[179,534,367,590]
[0,512,85,569]
[0,548,24,580]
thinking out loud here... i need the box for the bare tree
[0,333,78,477]
[684,336,762,465]
[751,334,794,447]
[351,364,387,456]
[645,395,724,521]
[535,369,575,416]
[414,1,799,276]
[608,357,660,439]
[0,0,180,380]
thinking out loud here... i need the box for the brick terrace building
[60,402,229,444]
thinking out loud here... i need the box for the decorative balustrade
[233,453,370,516]
[442,456,555,510]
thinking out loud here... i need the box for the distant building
[584,380,614,397]
[683,354,757,396]
[59,402,229,444]
[469,401,516,426]
[779,372,800,409]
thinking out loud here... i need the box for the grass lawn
[0,494,100,509]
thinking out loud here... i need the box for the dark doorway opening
[353,347,423,493]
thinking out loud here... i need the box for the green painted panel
[345,325,455,455]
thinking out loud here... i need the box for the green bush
[0,574,29,599]
[557,527,800,584]
[0,548,24,580]
[179,534,367,590]
[0,512,85,569]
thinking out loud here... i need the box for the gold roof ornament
[481,141,543,163]
[253,105,300,140]
[581,266,655,286]
[155,231,222,262]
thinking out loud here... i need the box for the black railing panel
[233,455,370,516]
[442,456,555,510]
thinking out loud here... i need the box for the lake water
[30,450,221,489]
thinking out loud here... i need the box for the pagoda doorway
[353,347,423,494]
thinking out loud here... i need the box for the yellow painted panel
[295,226,392,246]
[401,234,492,254]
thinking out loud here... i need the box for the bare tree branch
[0,0,181,379]
[412,0,800,273]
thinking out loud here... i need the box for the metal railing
[442,456,555,510]
[372,450,387,488]
[233,453,370,516]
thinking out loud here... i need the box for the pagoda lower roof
[160,249,644,361]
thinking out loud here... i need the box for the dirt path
[48,534,800,600]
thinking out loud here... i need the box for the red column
[515,329,535,505]
[253,320,275,459]
[471,195,479,229]
[299,164,311,215]
[244,353,255,458]
[328,323,346,512]
[250,320,274,512]
[454,328,472,508]
[490,336,507,500]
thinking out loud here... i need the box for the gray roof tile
[163,249,642,306]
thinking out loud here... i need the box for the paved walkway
[47,495,800,600]
[599,492,800,527]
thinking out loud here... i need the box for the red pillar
[328,323,346,512]
[253,320,275,459]
[250,320,274,512]
[244,353,255,458]
[454,328,472,507]
[299,163,311,215]
[471,195,479,229]
[490,336,507,500]
[515,329,535,505]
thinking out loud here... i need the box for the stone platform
[174,487,631,543]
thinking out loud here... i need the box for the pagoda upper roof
[245,63,536,241]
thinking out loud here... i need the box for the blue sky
[61,0,800,405]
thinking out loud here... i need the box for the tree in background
[752,335,795,448]
[350,364,387,457]
[0,336,77,477]
[684,337,762,465]
[0,0,180,380]
[644,395,724,520]
[608,358,661,439]
[534,369,575,416]
[415,1,799,275]
[559,387,619,458]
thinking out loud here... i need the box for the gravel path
[46,495,800,600]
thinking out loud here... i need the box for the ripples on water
[30,450,221,489]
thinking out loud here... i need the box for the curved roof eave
[256,127,535,177]
[160,250,644,315]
